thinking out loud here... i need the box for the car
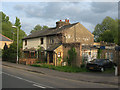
[86,59,114,72]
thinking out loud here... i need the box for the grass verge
[31,64,89,73]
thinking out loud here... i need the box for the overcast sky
[2,1,118,35]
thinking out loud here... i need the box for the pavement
[2,61,119,86]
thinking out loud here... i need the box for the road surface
[2,65,118,89]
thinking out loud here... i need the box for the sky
[1,1,118,35]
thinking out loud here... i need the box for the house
[0,33,13,49]
[93,41,118,62]
[82,45,98,64]
[22,19,94,66]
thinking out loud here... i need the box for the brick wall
[19,58,38,65]
[62,23,94,45]
[63,43,82,67]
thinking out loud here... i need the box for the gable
[63,22,94,45]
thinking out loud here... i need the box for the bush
[67,47,77,66]
[81,64,86,68]
[2,42,21,63]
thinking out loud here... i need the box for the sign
[100,46,105,49]
[58,52,61,57]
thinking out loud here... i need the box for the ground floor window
[23,51,37,58]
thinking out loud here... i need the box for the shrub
[2,42,21,63]
[67,47,77,66]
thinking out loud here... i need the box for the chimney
[56,19,70,28]
[68,19,69,23]
[65,19,67,22]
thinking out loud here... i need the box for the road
[2,65,118,89]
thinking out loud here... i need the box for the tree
[93,16,119,45]
[42,25,48,30]
[30,24,48,34]
[14,17,21,30]
[14,17,27,48]
[1,12,26,41]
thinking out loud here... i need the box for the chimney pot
[65,19,67,22]
[68,19,69,23]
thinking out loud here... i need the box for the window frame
[41,38,44,44]
[25,39,27,46]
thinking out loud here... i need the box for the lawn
[31,64,89,73]
[31,63,115,73]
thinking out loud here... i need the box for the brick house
[22,19,94,66]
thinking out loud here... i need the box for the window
[25,40,27,46]
[41,38,44,44]
[50,38,54,44]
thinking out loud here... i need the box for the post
[17,27,19,64]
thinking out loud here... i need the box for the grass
[31,64,89,73]
[103,67,115,73]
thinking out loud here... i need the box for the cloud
[13,2,118,34]
[91,2,118,13]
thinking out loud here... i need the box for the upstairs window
[25,40,27,46]
[50,38,54,44]
[41,38,44,44]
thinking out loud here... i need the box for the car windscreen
[92,59,105,63]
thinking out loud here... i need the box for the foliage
[1,12,27,48]
[103,67,115,73]
[2,42,18,62]
[31,64,89,73]
[14,17,21,30]
[67,47,77,66]
[97,49,102,59]
[57,57,62,62]
[93,16,119,45]
[81,64,86,68]
[30,24,48,34]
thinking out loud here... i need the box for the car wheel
[100,67,104,72]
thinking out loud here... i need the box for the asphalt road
[2,65,118,89]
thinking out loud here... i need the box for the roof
[0,34,13,42]
[23,22,79,40]
[46,43,62,51]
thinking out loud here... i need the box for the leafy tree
[14,17,27,48]
[42,25,48,30]
[1,12,27,62]
[100,30,114,43]
[93,16,119,45]
[30,24,48,34]
[14,17,21,30]
[1,12,27,42]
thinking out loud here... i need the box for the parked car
[86,59,114,72]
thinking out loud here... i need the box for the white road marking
[2,72,53,88]
[33,84,46,88]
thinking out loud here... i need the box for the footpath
[2,61,119,86]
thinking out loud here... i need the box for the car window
[103,60,107,64]
[92,59,104,63]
